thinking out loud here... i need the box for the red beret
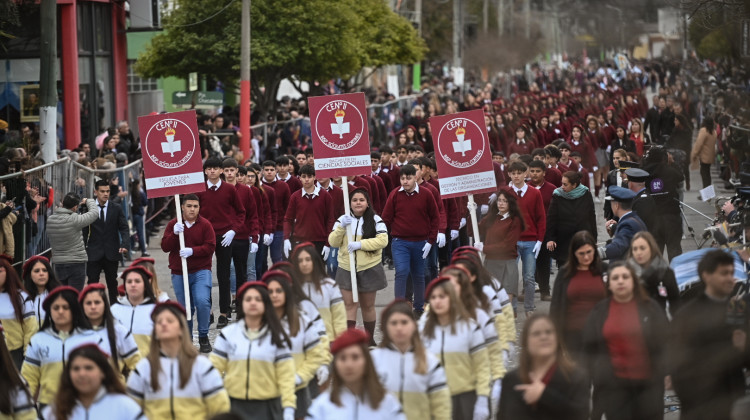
[0,254,13,266]
[79,283,107,303]
[442,264,472,279]
[130,257,155,267]
[270,261,293,270]
[23,255,49,279]
[43,286,80,312]
[151,301,187,321]
[331,328,369,355]
[452,246,480,256]
[261,270,292,285]
[236,281,268,300]
[424,276,452,300]
[120,266,154,281]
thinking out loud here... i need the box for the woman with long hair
[568,124,596,196]
[628,118,649,158]
[22,255,60,324]
[498,314,589,420]
[0,257,37,369]
[110,266,157,357]
[328,188,388,344]
[370,300,451,420]
[22,286,100,407]
[263,271,329,419]
[477,190,525,308]
[130,257,168,302]
[690,116,717,190]
[79,284,141,375]
[127,302,230,419]
[609,125,636,168]
[548,231,606,361]
[420,277,491,420]
[291,243,346,342]
[545,171,597,267]
[210,281,295,420]
[0,324,36,420]
[306,328,406,419]
[627,232,680,315]
[583,262,669,420]
[43,344,144,420]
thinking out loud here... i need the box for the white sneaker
[594,196,601,203]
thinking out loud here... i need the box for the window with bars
[127,61,158,92]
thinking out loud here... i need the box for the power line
[165,0,238,28]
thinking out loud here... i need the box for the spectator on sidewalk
[84,180,129,302]
[47,193,98,290]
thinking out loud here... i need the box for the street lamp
[604,4,625,52]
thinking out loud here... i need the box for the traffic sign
[137,110,206,198]
[309,92,371,178]
[172,91,223,108]
[431,109,497,199]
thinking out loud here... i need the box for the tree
[135,0,426,118]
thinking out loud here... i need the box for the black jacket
[644,107,660,143]
[631,189,656,231]
[544,192,597,261]
[670,293,749,420]
[498,368,590,420]
[83,200,130,261]
[633,258,680,313]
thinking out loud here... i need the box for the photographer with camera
[670,250,749,420]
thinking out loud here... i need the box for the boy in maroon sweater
[223,158,260,297]
[261,160,290,264]
[507,161,546,315]
[275,156,303,194]
[196,157,245,328]
[527,160,555,301]
[381,165,439,316]
[283,164,334,259]
[238,165,269,281]
[160,194,216,352]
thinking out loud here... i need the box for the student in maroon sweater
[506,161,546,317]
[223,158,260,297]
[195,157,245,328]
[381,164,439,316]
[238,165,269,282]
[250,164,276,278]
[160,194,216,352]
[528,160,555,301]
[283,164,334,260]
[275,155,303,194]
[261,160,290,264]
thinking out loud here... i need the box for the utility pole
[497,0,504,37]
[508,0,514,36]
[524,0,531,39]
[239,0,250,160]
[483,0,488,34]
[39,0,57,164]
[412,0,422,93]
[453,0,462,68]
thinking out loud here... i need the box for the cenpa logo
[436,117,486,169]
[144,119,197,169]
[314,100,365,151]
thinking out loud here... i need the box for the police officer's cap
[624,168,649,183]
[605,185,637,202]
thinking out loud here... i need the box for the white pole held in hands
[341,176,359,302]
[467,193,485,262]
[174,194,192,321]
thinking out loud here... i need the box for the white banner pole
[174,194,192,321]
[467,193,485,263]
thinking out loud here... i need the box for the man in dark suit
[643,95,660,144]
[85,179,130,302]
[599,186,646,262]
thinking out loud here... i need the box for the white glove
[347,241,362,253]
[491,380,502,410]
[473,395,490,420]
[450,230,459,241]
[221,230,235,247]
[316,365,329,386]
[466,201,477,212]
[250,242,258,253]
[421,242,432,259]
[283,407,294,420]
[173,222,184,235]
[533,240,542,258]
[459,218,467,229]
[480,204,489,215]
[474,242,484,252]
[295,374,303,386]
[263,234,272,246]
[284,239,292,258]
[179,248,193,258]
[322,246,330,260]
[437,233,446,248]
[340,215,354,227]
[269,233,274,243]
[593,166,599,172]
[488,193,497,203]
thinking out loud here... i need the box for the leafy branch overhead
[135,0,426,114]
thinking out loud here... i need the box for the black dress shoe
[209,313,215,326]
[199,336,212,353]
[217,315,229,328]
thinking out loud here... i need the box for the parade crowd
[1,58,749,420]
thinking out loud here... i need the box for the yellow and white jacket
[474,306,505,382]
[484,281,516,357]
[0,291,38,352]
[210,322,296,408]
[328,214,389,271]
[111,297,156,358]
[126,354,229,420]
[92,321,141,372]
[370,345,452,420]
[302,280,346,341]
[0,383,36,420]
[21,328,102,405]
[419,318,490,397]
[283,314,329,390]
[26,291,47,326]
[42,387,145,420]
[306,388,407,420]
[299,299,331,364]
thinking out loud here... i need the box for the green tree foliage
[135,0,426,117]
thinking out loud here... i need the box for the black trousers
[653,212,683,261]
[87,258,120,303]
[232,239,249,292]
[214,234,233,315]
[700,162,712,189]
[593,378,663,420]
[535,247,552,295]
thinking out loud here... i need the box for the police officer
[642,146,684,260]
[624,167,657,232]
[600,186,647,262]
